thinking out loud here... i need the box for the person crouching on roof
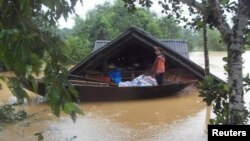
[151,47,165,85]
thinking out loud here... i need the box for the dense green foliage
[64,36,91,64]
[186,29,226,51]
[192,29,226,51]
[199,77,229,124]
[199,76,249,124]
[0,0,83,121]
[68,0,185,53]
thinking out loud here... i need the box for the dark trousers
[155,73,164,85]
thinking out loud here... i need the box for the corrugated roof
[93,39,189,59]
[161,39,189,58]
[93,40,109,51]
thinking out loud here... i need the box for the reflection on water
[1,51,250,141]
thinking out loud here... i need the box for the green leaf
[220,0,230,5]
[68,87,79,98]
[63,102,83,115]
[34,132,44,141]
[30,77,38,94]
[0,75,5,81]
[46,86,61,117]
[0,29,7,38]
[8,78,31,104]
[63,102,83,122]
[0,0,3,7]
[223,65,228,72]
[20,0,27,11]
[26,65,33,78]
[222,57,227,62]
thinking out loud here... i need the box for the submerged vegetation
[0,104,27,123]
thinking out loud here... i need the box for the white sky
[58,0,164,29]
[58,0,111,28]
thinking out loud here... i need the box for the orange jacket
[151,55,165,73]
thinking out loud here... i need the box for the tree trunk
[228,40,244,124]
[203,23,209,75]
[227,0,249,125]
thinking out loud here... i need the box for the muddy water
[0,84,205,141]
[190,51,250,113]
[0,51,249,141]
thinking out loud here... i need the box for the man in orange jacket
[151,47,165,85]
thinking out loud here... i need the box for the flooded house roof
[93,39,189,59]
[69,26,217,81]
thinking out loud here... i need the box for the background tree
[122,0,250,124]
[207,30,227,51]
[70,0,185,52]
[64,0,207,65]
[64,36,91,64]
[202,0,209,76]
[187,29,227,51]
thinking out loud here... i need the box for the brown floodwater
[1,51,249,141]
[190,51,250,122]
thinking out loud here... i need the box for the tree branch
[208,0,232,42]
[179,0,232,42]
